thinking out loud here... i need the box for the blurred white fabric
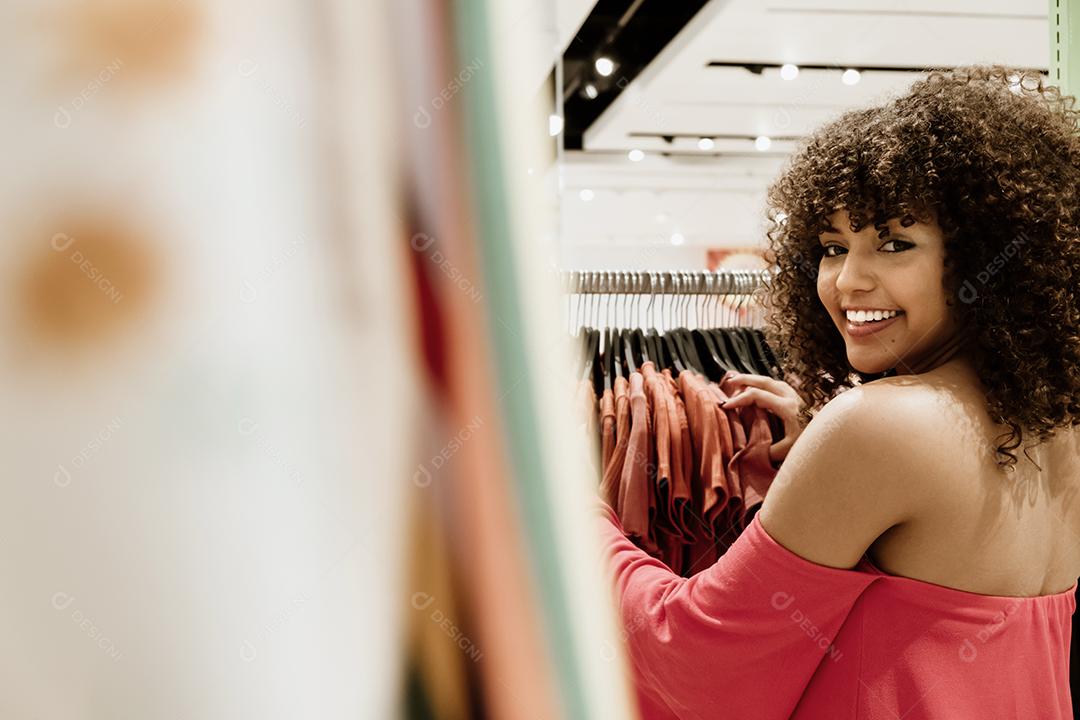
[0,2,415,718]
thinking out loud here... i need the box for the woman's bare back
[866,360,1080,596]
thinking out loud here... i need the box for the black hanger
[661,329,687,374]
[669,328,704,377]
[623,327,639,374]
[690,329,725,381]
[612,328,625,380]
[725,328,758,375]
[736,327,769,376]
[752,328,783,378]
[669,328,692,374]
[646,328,663,370]
[633,327,650,365]
[709,327,740,373]
[747,330,781,379]
[729,327,762,375]
[602,328,614,392]
[581,329,602,396]
[675,327,706,375]
[579,328,596,383]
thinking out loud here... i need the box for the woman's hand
[720,373,805,465]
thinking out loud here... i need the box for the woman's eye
[881,239,914,252]
[821,244,846,257]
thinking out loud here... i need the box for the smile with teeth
[845,309,903,325]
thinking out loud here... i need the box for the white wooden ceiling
[559,0,1051,269]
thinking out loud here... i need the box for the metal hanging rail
[560,269,771,295]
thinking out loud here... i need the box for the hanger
[612,327,625,380]
[703,273,750,374]
[671,274,705,374]
[676,274,708,373]
[659,330,682,373]
[579,327,596,382]
[735,327,770,376]
[730,327,762,374]
[630,274,648,367]
[727,328,759,374]
[638,273,661,370]
[688,328,718,380]
[582,328,602,396]
[602,327,614,392]
[690,328,724,380]
[617,275,640,375]
[732,273,764,374]
[686,274,724,379]
[673,328,705,375]
[653,274,683,374]
[622,326,638,374]
[633,325,650,365]
[753,328,783,378]
[644,328,662,369]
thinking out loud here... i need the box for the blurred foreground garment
[1,1,418,717]
[394,0,634,717]
[0,0,632,718]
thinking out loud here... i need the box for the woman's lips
[844,312,903,338]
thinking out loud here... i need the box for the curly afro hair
[759,64,1080,470]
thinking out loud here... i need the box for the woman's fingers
[721,387,788,416]
[720,373,806,465]
[722,383,805,465]
[721,372,798,400]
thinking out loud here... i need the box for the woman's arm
[598,500,880,719]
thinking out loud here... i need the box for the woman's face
[816,208,960,375]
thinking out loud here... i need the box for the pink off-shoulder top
[598,503,1076,719]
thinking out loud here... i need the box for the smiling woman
[814,209,968,376]
[595,61,1080,720]
[761,64,1080,469]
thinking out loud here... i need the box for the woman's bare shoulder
[843,365,991,429]
[758,381,947,567]
[813,376,959,442]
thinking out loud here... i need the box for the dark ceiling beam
[561,0,712,150]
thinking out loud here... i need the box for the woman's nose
[833,251,877,294]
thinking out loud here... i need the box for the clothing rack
[560,269,771,296]
[561,269,771,331]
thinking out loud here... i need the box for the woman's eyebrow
[820,225,916,238]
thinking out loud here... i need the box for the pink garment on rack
[719,369,778,530]
[677,372,728,527]
[619,371,658,556]
[596,502,1076,720]
[599,386,616,471]
[599,375,630,511]
[661,369,692,541]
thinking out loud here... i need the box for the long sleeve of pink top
[597,502,1076,719]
